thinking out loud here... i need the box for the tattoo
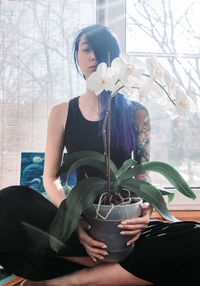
[131,103,151,182]
[133,107,151,163]
[136,172,151,183]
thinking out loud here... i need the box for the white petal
[86,72,99,92]
[94,85,104,95]
[129,57,144,68]
[133,68,145,77]
[111,57,122,69]
[164,70,171,86]
[139,80,153,96]
[97,62,107,76]
[119,53,129,63]
[175,88,189,116]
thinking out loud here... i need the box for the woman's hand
[117,202,152,245]
[77,218,108,262]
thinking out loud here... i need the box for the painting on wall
[20,152,77,197]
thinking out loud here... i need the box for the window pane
[126,0,200,189]
[0,0,96,188]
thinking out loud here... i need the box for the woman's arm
[134,107,151,182]
[43,103,69,208]
[118,105,152,246]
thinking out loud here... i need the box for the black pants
[0,185,200,285]
[0,186,86,281]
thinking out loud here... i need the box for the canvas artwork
[20,152,77,197]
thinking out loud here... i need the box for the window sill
[152,210,200,222]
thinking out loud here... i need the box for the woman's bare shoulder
[51,102,69,114]
[49,102,69,129]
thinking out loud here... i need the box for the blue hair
[73,24,136,155]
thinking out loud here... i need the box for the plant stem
[102,91,112,203]
[107,98,111,203]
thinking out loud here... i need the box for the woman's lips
[89,65,97,70]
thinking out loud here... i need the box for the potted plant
[48,53,196,261]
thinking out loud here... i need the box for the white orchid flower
[138,79,154,101]
[111,53,145,81]
[115,75,146,100]
[164,70,179,99]
[87,62,114,95]
[86,53,190,119]
[146,54,165,84]
[175,87,190,116]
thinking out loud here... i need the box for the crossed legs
[20,256,153,286]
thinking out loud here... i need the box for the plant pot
[82,200,142,262]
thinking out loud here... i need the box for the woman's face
[77,35,97,79]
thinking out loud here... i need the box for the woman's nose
[90,51,96,61]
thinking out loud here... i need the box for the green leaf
[56,150,118,178]
[21,222,67,251]
[153,185,175,203]
[66,157,117,184]
[49,177,107,252]
[116,161,196,200]
[114,164,145,189]
[168,193,175,203]
[141,161,197,200]
[121,178,178,222]
[116,159,137,178]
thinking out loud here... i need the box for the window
[0,0,96,188]
[126,0,200,209]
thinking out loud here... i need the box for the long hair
[73,24,136,155]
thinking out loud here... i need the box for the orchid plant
[87,53,189,116]
[85,53,190,198]
[48,53,196,252]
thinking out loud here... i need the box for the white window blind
[0,0,96,188]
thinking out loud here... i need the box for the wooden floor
[152,210,200,222]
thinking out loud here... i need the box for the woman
[0,24,199,286]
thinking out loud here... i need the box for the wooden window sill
[152,210,200,222]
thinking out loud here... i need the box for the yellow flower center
[154,68,162,77]
[99,79,107,86]
[126,64,135,73]
[170,84,176,91]
[178,101,187,108]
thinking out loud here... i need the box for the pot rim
[91,199,143,209]
[83,199,143,221]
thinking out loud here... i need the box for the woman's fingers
[119,228,144,236]
[116,203,152,245]
[78,219,107,247]
[120,216,149,226]
[79,217,91,230]
[84,243,108,261]
[127,233,141,245]
[78,218,108,260]
[86,244,108,261]
[80,228,107,250]
[120,203,151,226]
[84,237,108,259]
[118,223,148,230]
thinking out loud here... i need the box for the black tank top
[64,96,131,181]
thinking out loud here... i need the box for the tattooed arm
[122,104,153,238]
[132,105,151,182]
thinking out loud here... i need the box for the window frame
[96,0,200,210]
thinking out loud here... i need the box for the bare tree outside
[0,0,96,188]
[126,0,200,192]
